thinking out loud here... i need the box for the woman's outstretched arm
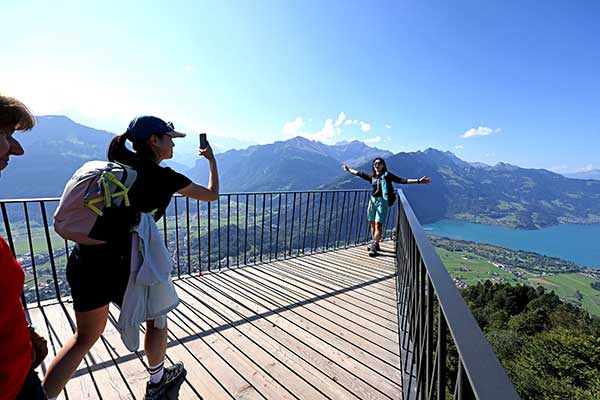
[178,144,219,201]
[388,172,432,184]
[341,164,371,181]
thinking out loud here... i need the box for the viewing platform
[29,244,399,400]
[2,189,521,399]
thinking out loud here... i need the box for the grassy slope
[435,247,600,317]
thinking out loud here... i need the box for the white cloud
[334,112,346,127]
[385,124,391,129]
[576,164,594,172]
[461,126,495,138]
[359,122,372,132]
[281,112,373,143]
[454,145,464,149]
[549,165,569,173]
[364,136,382,144]
[282,116,338,142]
[283,117,304,135]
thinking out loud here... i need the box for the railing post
[207,200,211,272]
[174,197,180,278]
[288,192,296,257]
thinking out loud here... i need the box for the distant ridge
[325,148,600,229]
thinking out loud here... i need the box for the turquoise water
[424,219,600,269]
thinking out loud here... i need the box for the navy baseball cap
[126,115,186,141]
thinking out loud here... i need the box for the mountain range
[186,136,393,191]
[564,169,600,180]
[2,115,600,230]
[326,149,600,229]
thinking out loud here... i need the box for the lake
[424,219,600,269]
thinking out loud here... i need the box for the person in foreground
[42,116,219,400]
[0,95,49,399]
[342,157,431,255]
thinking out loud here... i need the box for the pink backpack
[54,161,137,245]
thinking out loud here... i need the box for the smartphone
[199,133,208,149]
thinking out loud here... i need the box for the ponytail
[108,132,137,165]
[107,131,161,166]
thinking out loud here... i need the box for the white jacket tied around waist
[118,213,180,352]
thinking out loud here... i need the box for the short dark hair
[0,95,36,131]
[372,157,388,175]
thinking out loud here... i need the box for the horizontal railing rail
[395,190,520,399]
[1,189,398,307]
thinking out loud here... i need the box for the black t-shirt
[89,160,192,242]
[356,171,407,197]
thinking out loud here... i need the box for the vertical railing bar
[253,194,257,264]
[313,192,323,253]
[162,211,168,248]
[186,197,191,275]
[310,191,316,253]
[325,191,335,251]
[302,192,310,254]
[427,278,434,400]
[226,194,230,268]
[174,197,181,278]
[357,190,368,245]
[207,200,211,272]
[334,191,342,248]
[346,191,357,248]
[217,195,222,271]
[1,202,16,255]
[260,193,265,262]
[40,201,61,302]
[197,200,202,275]
[438,305,447,400]
[288,192,296,257]
[428,348,439,400]
[269,193,273,262]
[275,194,281,259]
[23,202,41,306]
[284,193,288,258]
[244,194,249,265]
[237,194,240,267]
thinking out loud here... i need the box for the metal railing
[395,190,520,399]
[3,188,522,399]
[1,189,398,307]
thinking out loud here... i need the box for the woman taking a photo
[342,157,431,256]
[43,115,219,400]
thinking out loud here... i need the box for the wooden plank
[30,304,101,399]
[209,270,400,364]
[275,256,397,301]
[162,303,270,400]
[175,278,367,400]
[263,260,398,321]
[61,303,139,399]
[176,281,371,400]
[186,274,400,395]
[174,279,333,400]
[166,306,293,400]
[181,274,402,399]
[29,246,402,400]
[229,266,399,348]
[104,303,215,400]
[254,263,399,340]
[297,253,397,295]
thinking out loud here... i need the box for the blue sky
[1,0,599,171]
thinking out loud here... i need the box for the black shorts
[66,241,131,312]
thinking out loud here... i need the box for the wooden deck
[28,242,401,400]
